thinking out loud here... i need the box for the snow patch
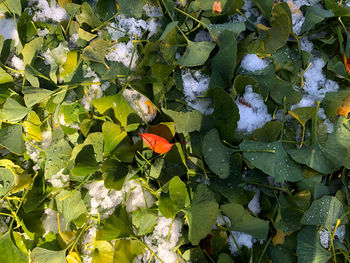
[47,168,69,188]
[123,88,157,122]
[140,217,183,263]
[236,85,272,134]
[240,54,269,72]
[229,231,255,254]
[0,12,19,46]
[181,69,213,115]
[29,0,69,23]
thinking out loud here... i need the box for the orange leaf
[337,94,350,116]
[212,1,222,13]
[344,54,350,75]
[139,133,174,154]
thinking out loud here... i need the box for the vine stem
[9,172,39,230]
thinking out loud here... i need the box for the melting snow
[236,85,272,134]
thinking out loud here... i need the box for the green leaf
[0,67,13,84]
[182,247,208,263]
[17,10,37,45]
[297,226,331,263]
[252,0,274,18]
[169,176,188,210]
[113,239,145,263]
[208,22,245,40]
[0,168,14,197]
[300,6,333,34]
[91,241,114,263]
[82,39,114,67]
[321,90,350,119]
[102,205,133,240]
[22,37,43,66]
[218,253,234,263]
[92,93,141,131]
[45,137,72,179]
[4,0,22,16]
[184,184,219,245]
[209,31,237,89]
[275,191,311,233]
[132,210,157,236]
[117,0,143,18]
[163,108,210,133]
[247,121,283,142]
[22,86,55,108]
[0,125,24,155]
[0,232,27,263]
[0,98,31,122]
[208,87,239,142]
[149,157,164,179]
[221,203,269,239]
[102,122,126,155]
[301,195,344,229]
[55,190,87,223]
[240,140,303,182]
[249,2,292,54]
[288,133,347,174]
[95,0,117,20]
[159,21,179,41]
[101,159,128,191]
[76,2,102,27]
[202,129,234,179]
[177,41,215,67]
[31,247,66,263]
[71,145,99,176]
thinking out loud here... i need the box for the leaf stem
[174,7,208,29]
[132,236,165,263]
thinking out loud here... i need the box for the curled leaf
[140,133,173,154]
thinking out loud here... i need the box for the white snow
[106,15,160,69]
[124,180,154,212]
[240,54,269,72]
[248,189,261,215]
[81,67,109,110]
[0,12,19,46]
[37,28,50,37]
[123,88,157,122]
[319,224,346,249]
[84,181,123,220]
[292,56,339,133]
[319,229,330,248]
[41,208,69,236]
[181,69,213,115]
[140,217,183,263]
[10,56,24,71]
[84,179,154,219]
[194,30,212,42]
[236,85,272,134]
[300,37,313,52]
[228,231,255,254]
[105,41,138,69]
[29,0,69,23]
[41,130,52,149]
[143,4,162,17]
[47,168,69,188]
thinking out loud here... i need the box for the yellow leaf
[66,251,82,263]
[272,229,287,245]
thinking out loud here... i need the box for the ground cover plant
[1,0,350,262]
